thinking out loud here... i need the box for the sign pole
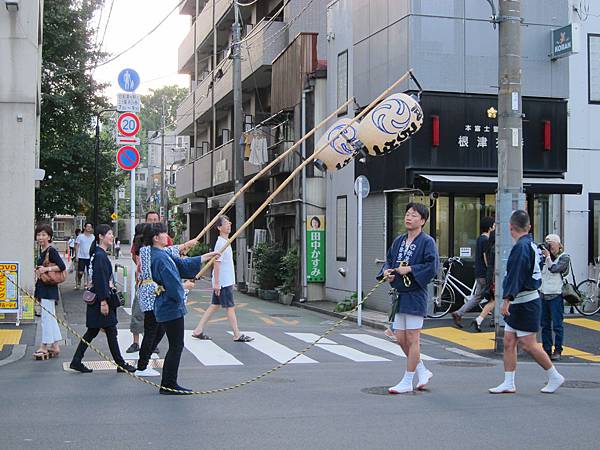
[357,176,363,327]
[129,168,136,303]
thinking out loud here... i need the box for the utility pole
[494,0,525,352]
[160,97,166,224]
[232,1,247,288]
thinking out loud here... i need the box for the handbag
[39,249,67,285]
[561,260,581,306]
[108,287,124,309]
[82,289,96,305]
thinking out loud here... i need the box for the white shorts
[393,313,424,330]
[504,324,534,338]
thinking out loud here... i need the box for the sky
[92,0,191,100]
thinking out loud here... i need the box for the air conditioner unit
[253,229,267,248]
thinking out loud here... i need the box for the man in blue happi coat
[489,210,564,394]
[378,202,439,394]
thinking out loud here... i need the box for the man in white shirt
[74,222,95,289]
[191,215,253,342]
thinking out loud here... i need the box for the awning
[416,174,582,195]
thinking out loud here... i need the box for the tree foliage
[37,0,121,223]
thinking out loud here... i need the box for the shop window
[484,194,496,219]
[435,196,450,258]
[588,34,600,104]
[337,50,348,114]
[590,194,600,263]
[336,196,347,261]
[453,197,481,260]
[389,193,431,243]
[532,194,552,243]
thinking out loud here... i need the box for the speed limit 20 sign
[117,112,140,137]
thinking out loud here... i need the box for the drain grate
[438,360,496,368]
[63,359,164,371]
[562,380,600,389]
[269,313,300,318]
[361,386,417,396]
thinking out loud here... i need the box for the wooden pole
[192,97,356,244]
[195,70,413,279]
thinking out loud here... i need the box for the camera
[537,243,547,251]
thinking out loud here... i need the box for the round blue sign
[117,68,140,92]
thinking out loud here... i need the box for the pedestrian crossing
[106,329,438,367]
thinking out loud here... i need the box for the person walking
[191,215,254,343]
[114,238,121,259]
[135,229,217,377]
[68,230,78,272]
[540,234,569,361]
[74,223,95,290]
[145,223,205,394]
[452,217,495,330]
[69,224,136,374]
[33,224,66,360]
[471,229,497,330]
[489,211,564,394]
[378,203,439,394]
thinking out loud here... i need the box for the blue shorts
[212,285,235,308]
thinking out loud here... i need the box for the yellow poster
[0,262,20,313]
[21,295,34,321]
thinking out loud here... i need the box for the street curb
[293,302,387,330]
[0,344,26,367]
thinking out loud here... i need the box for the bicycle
[575,278,600,316]
[429,257,484,318]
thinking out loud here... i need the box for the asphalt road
[1,276,599,449]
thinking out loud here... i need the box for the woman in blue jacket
[69,224,136,374]
[143,223,207,395]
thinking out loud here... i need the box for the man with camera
[539,234,570,361]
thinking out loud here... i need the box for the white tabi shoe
[541,374,565,394]
[388,379,414,394]
[135,367,160,377]
[488,382,516,394]
[416,368,433,390]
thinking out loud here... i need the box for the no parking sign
[116,146,140,171]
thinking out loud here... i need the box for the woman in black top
[69,224,136,374]
[33,224,66,359]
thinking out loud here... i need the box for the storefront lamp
[431,115,440,147]
[543,120,551,151]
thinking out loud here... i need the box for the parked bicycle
[429,257,484,318]
[575,278,600,316]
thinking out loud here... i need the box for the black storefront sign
[357,92,568,193]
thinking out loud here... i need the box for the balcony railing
[175,140,262,198]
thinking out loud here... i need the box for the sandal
[384,327,396,341]
[33,349,50,360]
[191,332,211,340]
[48,349,61,358]
[233,334,254,342]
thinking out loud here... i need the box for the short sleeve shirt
[76,233,95,260]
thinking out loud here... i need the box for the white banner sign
[117,93,141,113]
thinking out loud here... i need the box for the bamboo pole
[190,97,356,244]
[195,70,413,280]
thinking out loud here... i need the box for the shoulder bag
[561,259,582,306]
[39,249,67,285]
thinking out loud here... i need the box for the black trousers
[160,317,185,388]
[137,310,166,371]
[71,326,126,366]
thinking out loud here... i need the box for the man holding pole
[378,203,439,394]
[489,210,564,394]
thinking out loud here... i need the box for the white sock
[476,316,484,326]
[546,366,561,380]
[504,371,515,386]
[402,371,415,384]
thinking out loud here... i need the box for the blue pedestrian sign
[118,68,140,92]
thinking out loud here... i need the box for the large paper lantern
[314,118,359,172]
[356,93,423,156]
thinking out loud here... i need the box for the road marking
[287,333,390,362]
[560,345,600,362]
[565,318,600,332]
[422,327,495,350]
[0,330,22,350]
[273,317,300,326]
[193,307,206,314]
[227,331,317,364]
[258,316,276,325]
[341,333,437,361]
[184,334,243,366]
[116,331,158,360]
[445,347,490,360]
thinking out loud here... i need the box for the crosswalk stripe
[227,331,317,364]
[116,330,158,360]
[286,333,390,362]
[564,318,600,332]
[341,333,436,361]
[184,334,243,366]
